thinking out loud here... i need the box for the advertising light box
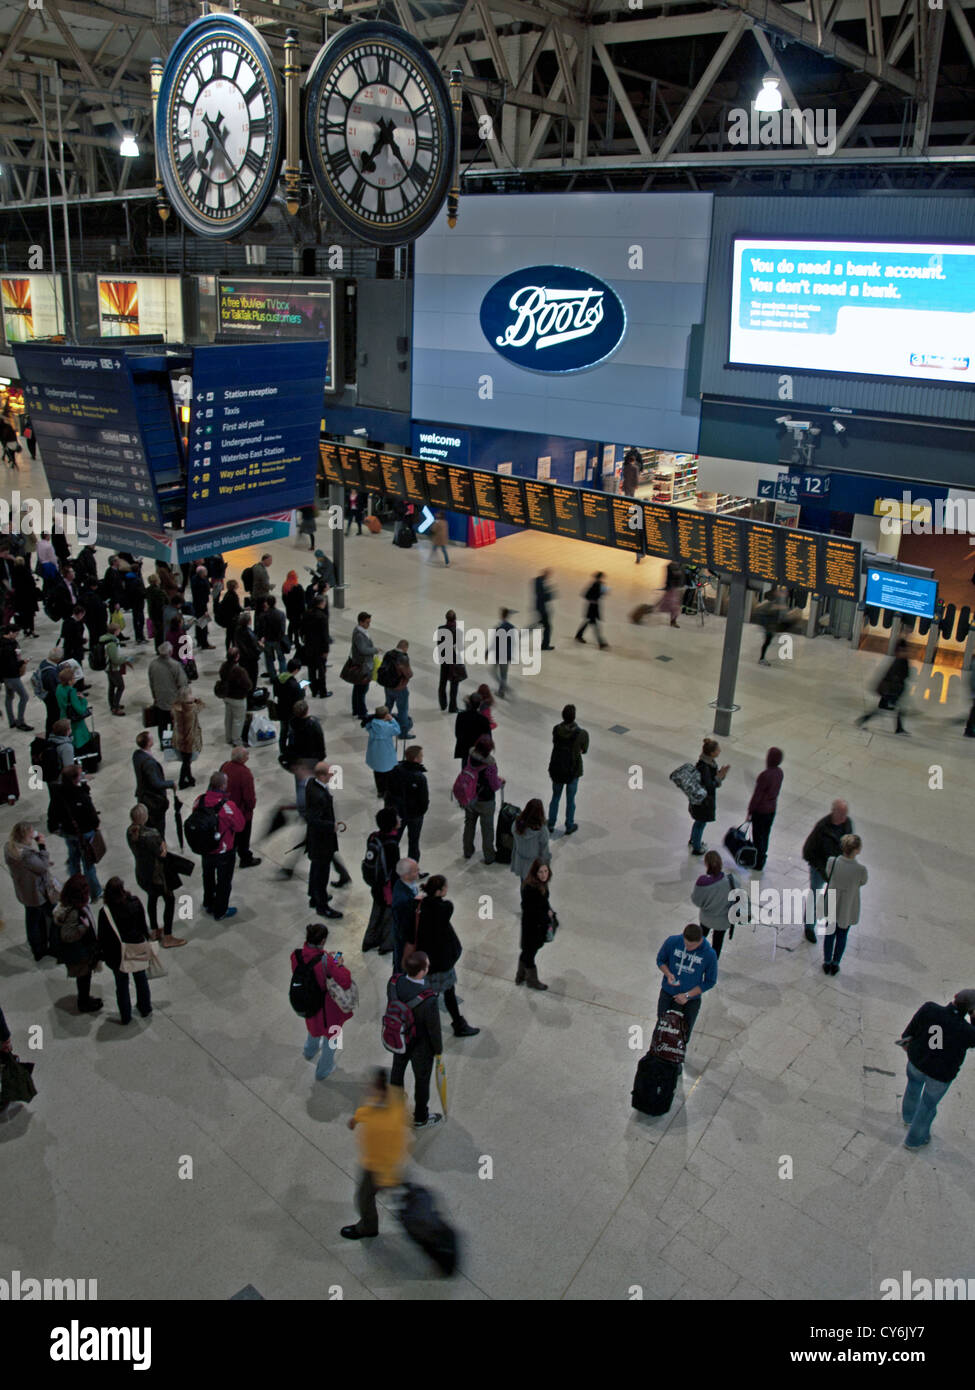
[98,276,183,340]
[218,277,335,390]
[2,275,66,343]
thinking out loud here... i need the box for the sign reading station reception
[479,265,627,374]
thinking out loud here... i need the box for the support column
[329,484,345,610]
[712,577,748,736]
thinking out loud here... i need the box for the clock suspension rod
[149,59,171,224]
[447,67,463,229]
[284,28,301,216]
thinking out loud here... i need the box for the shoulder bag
[324,956,359,1014]
[103,903,165,978]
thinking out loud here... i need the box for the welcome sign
[479,265,626,374]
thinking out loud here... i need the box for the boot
[515,962,526,985]
[452,1018,480,1037]
[525,966,548,991]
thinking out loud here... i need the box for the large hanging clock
[304,21,455,246]
[155,14,282,240]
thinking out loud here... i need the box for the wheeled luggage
[397,1183,459,1276]
[494,802,521,865]
[75,729,102,774]
[0,746,19,804]
[632,1054,680,1116]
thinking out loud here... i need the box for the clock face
[305,22,454,246]
[156,15,282,239]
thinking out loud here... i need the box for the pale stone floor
[1,457,973,1301]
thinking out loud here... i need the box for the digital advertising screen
[729,238,975,384]
[217,278,335,389]
[2,275,66,343]
[97,276,183,339]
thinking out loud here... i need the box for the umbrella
[172,795,185,851]
[435,1055,448,1116]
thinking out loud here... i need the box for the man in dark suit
[304,761,343,920]
[299,592,330,699]
[132,730,175,836]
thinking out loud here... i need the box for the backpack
[184,796,226,855]
[451,761,479,809]
[289,949,325,1017]
[241,566,254,594]
[649,1009,688,1066]
[30,736,62,785]
[30,666,46,699]
[395,526,416,549]
[361,830,387,888]
[549,735,575,785]
[669,762,706,806]
[381,974,436,1054]
[376,650,401,688]
[214,595,231,628]
[88,640,107,672]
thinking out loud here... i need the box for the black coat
[454,707,490,760]
[48,782,100,837]
[414,897,463,974]
[190,572,211,617]
[299,605,330,657]
[97,896,149,971]
[802,815,853,878]
[690,757,721,824]
[520,882,553,952]
[133,749,174,813]
[276,674,303,724]
[304,779,338,860]
[284,715,325,763]
[386,760,429,819]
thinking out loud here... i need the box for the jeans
[689,819,706,853]
[224,697,247,745]
[751,811,775,871]
[496,663,509,695]
[25,903,51,960]
[902,1059,951,1147]
[113,968,151,1023]
[304,1031,339,1081]
[822,926,849,965]
[390,1043,434,1122]
[805,867,827,926]
[264,641,286,677]
[390,686,412,735]
[4,677,28,725]
[352,683,368,719]
[657,987,702,1040]
[65,834,102,899]
[427,544,449,565]
[108,669,125,710]
[548,779,578,830]
[202,850,235,918]
[463,800,496,862]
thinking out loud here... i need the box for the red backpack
[451,761,479,808]
[649,1009,688,1066]
[381,974,435,1054]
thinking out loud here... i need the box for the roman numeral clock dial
[155,14,282,239]
[304,21,455,246]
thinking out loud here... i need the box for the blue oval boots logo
[479,265,626,373]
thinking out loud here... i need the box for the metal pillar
[806,596,820,639]
[886,615,902,655]
[923,617,940,667]
[712,576,748,736]
[329,483,345,610]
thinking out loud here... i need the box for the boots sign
[479,265,627,374]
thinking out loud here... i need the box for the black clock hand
[202,112,245,192]
[359,121,388,174]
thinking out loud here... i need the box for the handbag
[0,1052,38,1105]
[214,678,228,698]
[545,909,559,943]
[324,959,359,1014]
[103,902,164,976]
[81,829,107,866]
[183,659,199,682]
[339,656,359,684]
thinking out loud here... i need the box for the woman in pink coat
[291,923,355,1081]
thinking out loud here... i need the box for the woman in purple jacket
[747,747,784,873]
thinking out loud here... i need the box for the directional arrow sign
[417,505,435,535]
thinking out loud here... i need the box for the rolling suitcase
[0,746,19,804]
[397,1183,459,1276]
[494,802,521,865]
[75,719,101,775]
[632,1054,680,1116]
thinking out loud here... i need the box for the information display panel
[337,444,362,487]
[379,451,406,498]
[446,465,474,514]
[643,503,677,559]
[524,478,555,532]
[498,475,528,527]
[819,536,861,600]
[358,449,383,494]
[580,490,613,546]
[708,515,745,575]
[551,485,583,540]
[608,496,643,553]
[674,510,710,568]
[423,460,451,509]
[781,529,819,589]
[470,470,502,521]
[319,441,342,485]
[746,522,781,585]
[401,456,428,505]
[217,276,335,389]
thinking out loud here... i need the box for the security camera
[833,421,846,435]
[352,427,368,436]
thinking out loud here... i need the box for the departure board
[337,444,362,487]
[643,503,677,559]
[581,490,613,546]
[358,448,383,493]
[446,465,474,513]
[470,470,502,521]
[818,535,860,600]
[552,485,583,540]
[746,522,780,584]
[610,496,643,553]
[319,441,342,485]
[378,452,405,499]
[401,456,428,505]
[423,460,450,508]
[708,515,745,575]
[781,529,818,589]
[498,475,528,527]
[674,510,710,567]
[524,478,555,531]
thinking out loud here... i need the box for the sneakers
[214,907,238,920]
[414,1113,444,1129]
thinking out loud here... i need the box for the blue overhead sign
[479,265,627,374]
[410,422,470,466]
[185,341,329,531]
[865,568,937,619]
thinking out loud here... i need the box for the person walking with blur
[427,511,449,565]
[691,850,738,959]
[534,569,555,650]
[857,639,911,736]
[747,747,784,873]
[518,859,557,990]
[689,737,729,857]
[822,834,868,976]
[340,1069,410,1240]
[575,572,609,648]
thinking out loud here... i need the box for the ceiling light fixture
[119,132,139,157]
[753,73,783,112]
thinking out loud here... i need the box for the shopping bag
[435,1054,448,1115]
[0,1053,38,1105]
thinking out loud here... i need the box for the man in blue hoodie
[655,922,719,1041]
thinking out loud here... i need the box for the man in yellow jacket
[340,1070,410,1239]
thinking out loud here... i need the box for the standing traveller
[386,746,429,862]
[518,859,557,990]
[304,762,343,920]
[361,806,403,953]
[461,735,504,864]
[857,640,912,736]
[746,747,784,873]
[427,510,450,565]
[801,799,853,944]
[171,686,204,790]
[251,553,273,612]
[656,922,718,1042]
[436,610,466,714]
[511,800,551,880]
[454,691,491,768]
[218,648,253,747]
[55,668,92,753]
[822,834,868,976]
[391,858,422,970]
[190,565,214,650]
[340,1070,410,1241]
[378,639,413,736]
[215,580,242,654]
[126,804,187,948]
[132,731,175,837]
[688,737,729,857]
[148,642,188,733]
[275,657,304,755]
[4,821,56,961]
[258,596,288,677]
[144,572,166,650]
[493,608,518,699]
[534,569,555,650]
[232,612,261,690]
[99,629,130,717]
[348,612,377,721]
[193,771,246,922]
[47,764,103,902]
[290,923,354,1081]
[547,704,589,835]
[282,570,305,645]
[51,875,102,1015]
[621,448,641,498]
[283,698,326,774]
[299,592,331,699]
[575,572,609,649]
[97,877,154,1025]
[897,989,975,1150]
[221,745,261,869]
[0,627,32,731]
[690,850,738,959]
[364,705,401,798]
[412,875,480,1038]
[387,951,444,1129]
